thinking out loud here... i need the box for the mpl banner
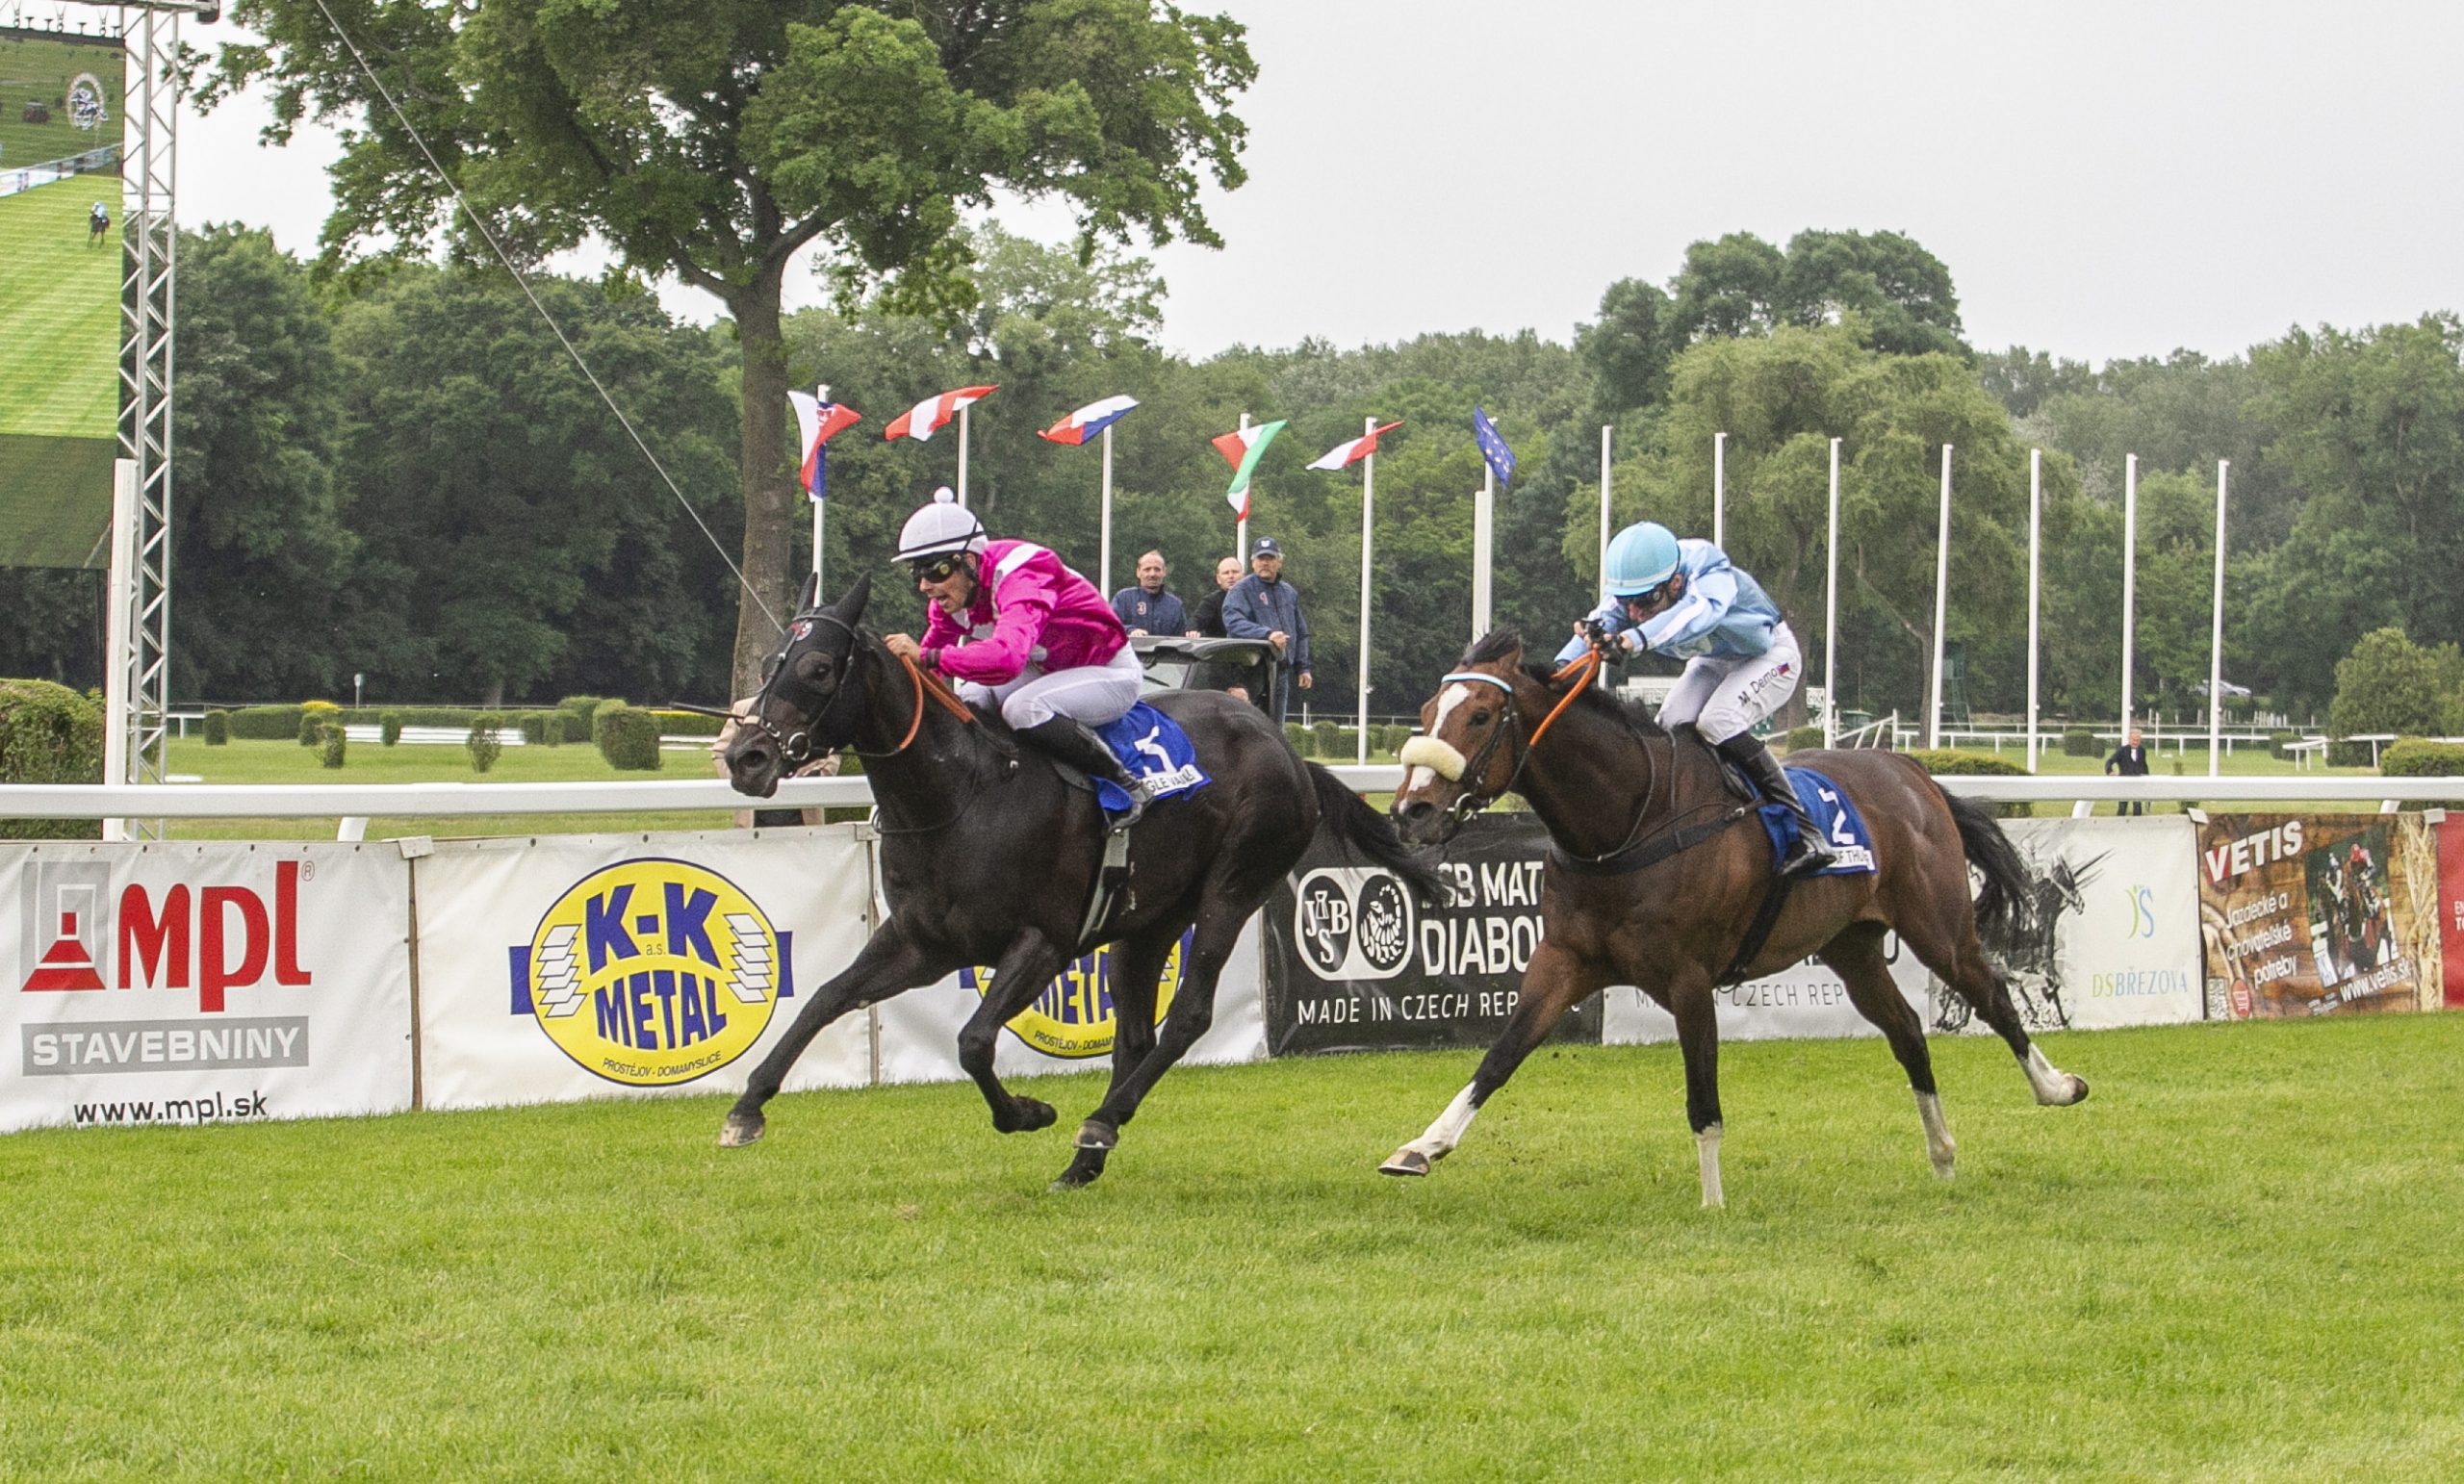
[0,841,415,1133]
[1261,814,1602,1057]
[415,828,874,1111]
[2195,812,2441,1020]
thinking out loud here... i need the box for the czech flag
[1307,421,1404,472]
[1038,395,1139,446]
[787,391,862,500]
[884,385,998,442]
[1212,420,1287,519]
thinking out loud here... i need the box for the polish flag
[1307,421,1404,472]
[1212,420,1287,519]
[1038,395,1139,446]
[884,385,998,442]
[787,392,862,499]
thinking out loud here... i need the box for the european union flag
[1474,405,1516,486]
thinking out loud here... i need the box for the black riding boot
[1718,733,1835,879]
[1017,717,1146,832]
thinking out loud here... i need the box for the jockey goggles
[907,553,968,585]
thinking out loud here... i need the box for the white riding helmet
[894,487,988,563]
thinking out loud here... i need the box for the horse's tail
[1938,785,2030,948]
[1306,761,1449,907]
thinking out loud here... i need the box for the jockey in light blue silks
[1557,520,1836,877]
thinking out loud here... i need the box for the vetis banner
[1262,814,1602,1057]
[2195,812,2440,1020]
[0,842,414,1133]
[417,829,873,1111]
[2435,813,2464,1011]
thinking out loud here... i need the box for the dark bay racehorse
[722,574,1441,1189]
[1385,633,2090,1206]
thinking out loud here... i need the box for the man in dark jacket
[1223,537,1313,721]
[1191,555,1242,638]
[2105,726,2150,815]
[1110,550,1188,635]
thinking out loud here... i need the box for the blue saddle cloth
[1758,765,1878,875]
[1091,702,1210,817]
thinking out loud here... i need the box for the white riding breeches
[1656,622,1804,745]
[957,643,1142,730]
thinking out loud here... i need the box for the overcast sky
[176,0,2464,367]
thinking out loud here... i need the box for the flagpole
[2027,448,2042,773]
[1473,465,1494,641]
[1928,443,1952,751]
[1099,424,1115,596]
[957,404,971,508]
[1358,416,1375,765]
[812,385,830,594]
[1713,431,1727,550]
[1599,423,1612,586]
[1237,412,1250,560]
[2121,452,2139,741]
[2209,459,2229,779]
[1825,436,1841,749]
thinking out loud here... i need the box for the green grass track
[4,1015,2459,1479]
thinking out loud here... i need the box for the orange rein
[1525,648,1602,751]
[890,648,977,753]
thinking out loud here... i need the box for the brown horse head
[1392,630,1535,846]
[725,571,868,798]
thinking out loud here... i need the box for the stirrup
[1779,825,1835,878]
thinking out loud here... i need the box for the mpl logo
[507,858,791,1087]
[962,931,1191,1061]
[17,858,314,1011]
[1291,867,1417,982]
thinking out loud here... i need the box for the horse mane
[1455,627,1666,742]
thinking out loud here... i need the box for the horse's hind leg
[1049,921,1178,1190]
[1822,923,1956,1179]
[721,919,952,1148]
[1902,908,2090,1109]
[1381,941,1605,1179]
[957,928,1072,1135]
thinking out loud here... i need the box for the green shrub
[380,711,403,747]
[202,708,229,746]
[468,713,505,774]
[2377,738,2464,777]
[595,704,663,771]
[2061,728,2097,757]
[0,679,105,839]
[297,711,323,747]
[1284,723,1309,755]
[1903,748,2031,818]
[560,695,609,723]
[649,708,726,739]
[228,704,304,740]
[1310,720,1341,757]
[2327,739,2375,768]
[2269,729,2297,762]
[524,709,563,747]
[1783,725,1824,753]
[318,723,346,770]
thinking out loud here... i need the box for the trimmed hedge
[1283,723,1309,755]
[202,708,229,746]
[648,708,726,739]
[318,723,346,769]
[468,713,506,774]
[1902,748,2031,818]
[595,704,663,771]
[2269,729,2297,762]
[297,711,323,746]
[1783,725,1824,753]
[229,704,303,740]
[0,679,104,839]
[2376,738,2462,777]
[380,711,403,747]
[2061,728,2097,757]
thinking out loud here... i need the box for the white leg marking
[1404,1082,1481,1161]
[1915,1090,1956,1179]
[1696,1122,1726,1208]
[2024,1044,2088,1106]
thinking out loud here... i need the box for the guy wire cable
[302,0,778,631]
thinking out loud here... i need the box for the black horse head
[725,572,873,798]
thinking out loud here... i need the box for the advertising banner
[415,829,874,1111]
[2435,813,2464,1011]
[2195,812,2440,1020]
[1260,814,1602,1057]
[1603,941,1933,1046]
[0,841,414,1132]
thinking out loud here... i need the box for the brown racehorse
[1385,632,2090,1206]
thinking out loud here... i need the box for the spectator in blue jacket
[1110,550,1189,636]
[1223,536,1313,721]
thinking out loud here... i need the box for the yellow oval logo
[524,859,780,1086]
[965,933,1186,1060]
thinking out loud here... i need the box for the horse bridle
[1424,671,1528,826]
[741,610,889,768]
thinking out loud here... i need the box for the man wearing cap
[1223,538,1314,723]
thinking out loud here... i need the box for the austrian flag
[1038,395,1139,446]
[885,385,998,442]
[1307,421,1404,472]
[1212,420,1287,519]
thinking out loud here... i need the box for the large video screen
[0,25,125,570]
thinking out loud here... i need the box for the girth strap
[1719,872,1798,986]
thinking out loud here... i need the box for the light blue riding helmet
[1602,521,1681,599]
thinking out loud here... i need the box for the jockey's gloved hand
[1580,620,1621,664]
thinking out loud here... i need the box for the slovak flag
[786,391,861,500]
[884,384,998,442]
[1307,421,1404,472]
[1038,395,1139,446]
[1212,420,1287,519]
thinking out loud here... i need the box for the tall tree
[201,0,1254,693]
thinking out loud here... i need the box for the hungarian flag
[1307,421,1404,472]
[1212,420,1287,519]
[787,391,862,500]
[1038,395,1139,446]
[885,385,998,442]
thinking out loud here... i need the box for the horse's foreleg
[1665,967,1729,1208]
[1823,924,1955,1180]
[1050,922,1185,1190]
[1380,942,1604,1177]
[956,929,1071,1135]
[720,919,950,1148]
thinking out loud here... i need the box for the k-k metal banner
[415,828,875,1112]
[0,841,415,1133]
[2195,812,2442,1020]
[1262,814,1603,1057]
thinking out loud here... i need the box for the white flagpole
[1713,431,1728,550]
[1358,415,1375,766]
[2027,448,2042,773]
[1473,465,1495,640]
[1824,437,1841,749]
[1099,423,1116,597]
[2209,459,2230,779]
[1928,443,1952,751]
[1599,423,1613,585]
[811,384,828,594]
[2121,452,2139,740]
[1236,412,1250,560]
[957,403,971,508]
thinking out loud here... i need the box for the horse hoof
[1050,1147,1108,1190]
[717,1113,765,1148]
[2066,1075,2091,1105]
[997,1097,1057,1134]
[1931,1158,1956,1182]
[1379,1147,1432,1178]
[1075,1118,1117,1151]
